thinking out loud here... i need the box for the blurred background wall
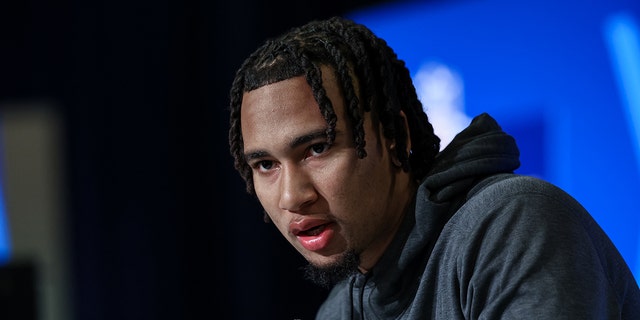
[0,0,638,319]
[348,0,640,281]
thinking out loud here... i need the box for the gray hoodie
[316,113,640,319]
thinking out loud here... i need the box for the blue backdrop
[349,0,640,279]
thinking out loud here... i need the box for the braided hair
[229,16,440,195]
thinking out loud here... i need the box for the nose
[278,165,317,212]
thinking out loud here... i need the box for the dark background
[0,0,410,319]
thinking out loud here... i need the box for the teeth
[305,224,325,236]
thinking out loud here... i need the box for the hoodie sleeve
[453,175,640,319]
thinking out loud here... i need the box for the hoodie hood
[365,113,521,317]
[424,112,520,202]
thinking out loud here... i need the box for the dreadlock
[228,16,440,195]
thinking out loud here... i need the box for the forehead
[240,72,341,153]
[241,74,329,121]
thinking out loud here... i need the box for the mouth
[293,223,329,236]
[289,219,335,252]
[290,218,330,235]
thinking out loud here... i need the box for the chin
[302,250,360,289]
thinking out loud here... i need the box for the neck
[357,175,417,271]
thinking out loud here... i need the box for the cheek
[329,153,392,216]
[315,157,365,208]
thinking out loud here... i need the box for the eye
[253,160,275,173]
[308,143,329,157]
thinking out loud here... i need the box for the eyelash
[251,143,331,173]
[308,143,329,156]
[254,160,274,172]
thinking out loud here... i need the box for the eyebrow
[243,129,328,162]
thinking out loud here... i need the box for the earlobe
[392,156,403,168]
[388,143,403,168]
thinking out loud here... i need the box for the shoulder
[462,174,588,224]
[444,173,622,283]
[436,174,640,318]
[469,174,577,205]
[442,173,599,259]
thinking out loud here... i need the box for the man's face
[240,68,411,271]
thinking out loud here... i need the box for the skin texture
[240,67,416,272]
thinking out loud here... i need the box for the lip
[289,218,330,235]
[289,218,335,252]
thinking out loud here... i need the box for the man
[228,16,640,319]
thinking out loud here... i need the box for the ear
[389,142,403,168]
[388,110,411,168]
